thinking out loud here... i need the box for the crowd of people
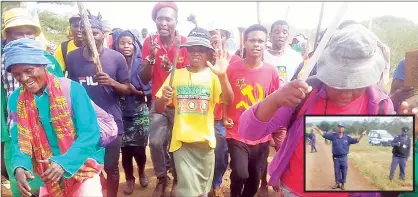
[1,2,417,197]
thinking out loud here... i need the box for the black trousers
[104,136,121,197]
[121,146,147,181]
[228,139,269,197]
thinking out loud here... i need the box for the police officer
[389,127,411,181]
[312,123,366,190]
[309,129,317,153]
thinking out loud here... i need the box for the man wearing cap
[208,27,240,197]
[54,14,85,72]
[389,127,412,181]
[1,8,64,98]
[138,2,189,196]
[238,24,394,197]
[313,123,366,190]
[155,26,233,197]
[4,38,104,197]
[65,13,131,197]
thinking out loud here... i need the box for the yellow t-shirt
[156,68,222,152]
[54,40,78,71]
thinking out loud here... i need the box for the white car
[368,130,394,146]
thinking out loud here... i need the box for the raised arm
[239,80,311,141]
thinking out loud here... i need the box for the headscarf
[110,28,123,50]
[80,11,103,31]
[115,30,151,94]
[4,38,50,72]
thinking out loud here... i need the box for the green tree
[319,121,331,132]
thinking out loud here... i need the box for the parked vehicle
[368,130,394,146]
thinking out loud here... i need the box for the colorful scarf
[17,72,103,197]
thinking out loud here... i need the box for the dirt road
[2,147,280,197]
[305,138,378,191]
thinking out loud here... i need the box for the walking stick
[77,2,103,73]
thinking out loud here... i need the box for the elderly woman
[114,30,152,195]
[238,24,405,197]
[5,38,104,197]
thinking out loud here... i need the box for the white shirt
[263,47,303,85]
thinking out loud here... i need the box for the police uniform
[389,127,411,181]
[322,123,359,190]
[309,131,317,152]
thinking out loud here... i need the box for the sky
[306,116,414,123]
[33,2,418,39]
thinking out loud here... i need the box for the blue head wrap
[80,12,103,31]
[115,30,151,95]
[4,38,50,73]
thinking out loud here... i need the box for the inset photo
[304,115,415,192]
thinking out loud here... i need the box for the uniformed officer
[309,129,317,153]
[389,127,412,181]
[312,123,366,190]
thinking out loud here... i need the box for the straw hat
[2,8,41,38]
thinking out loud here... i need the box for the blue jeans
[212,120,229,188]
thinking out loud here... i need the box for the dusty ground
[2,147,280,197]
[305,138,377,191]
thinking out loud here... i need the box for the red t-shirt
[226,60,280,144]
[281,91,369,197]
[142,34,189,99]
[214,54,242,121]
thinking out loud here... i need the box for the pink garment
[39,174,102,197]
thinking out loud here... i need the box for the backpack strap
[58,78,73,116]
[61,40,70,68]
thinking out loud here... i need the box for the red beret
[152,2,178,21]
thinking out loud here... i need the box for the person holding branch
[155,27,233,197]
[237,24,396,197]
[66,13,131,197]
[138,3,189,195]
[312,124,366,190]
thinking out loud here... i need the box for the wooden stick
[77,2,102,73]
[169,35,181,86]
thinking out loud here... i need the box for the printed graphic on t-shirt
[276,65,286,84]
[78,76,98,86]
[235,78,265,110]
[176,85,210,115]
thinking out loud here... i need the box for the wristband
[146,56,156,65]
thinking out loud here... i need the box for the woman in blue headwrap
[115,30,152,195]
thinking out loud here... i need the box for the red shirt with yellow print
[226,60,280,145]
[214,54,242,121]
[142,33,189,100]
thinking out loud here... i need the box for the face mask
[292,43,302,53]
